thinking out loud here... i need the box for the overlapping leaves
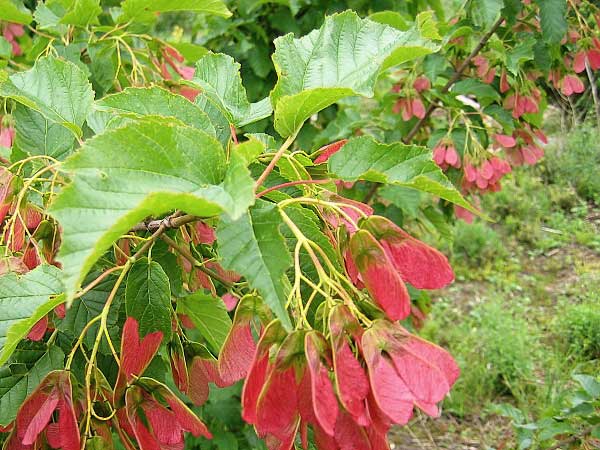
[0,266,65,366]
[50,120,254,300]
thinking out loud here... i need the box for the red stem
[256,179,329,198]
[230,124,239,145]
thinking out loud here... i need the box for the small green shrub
[555,301,600,360]
[452,221,507,268]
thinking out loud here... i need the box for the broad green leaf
[0,0,32,24]
[217,201,292,329]
[177,292,232,354]
[60,0,102,27]
[537,0,567,44]
[379,186,423,219]
[328,136,478,214]
[126,258,172,340]
[469,0,503,28]
[87,42,118,98]
[119,0,231,23]
[0,56,94,141]
[87,86,216,136]
[49,120,255,301]
[0,265,65,366]
[0,345,64,426]
[189,53,272,128]
[270,10,438,137]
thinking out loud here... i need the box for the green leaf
[368,11,409,30]
[126,258,172,340]
[537,0,567,45]
[0,345,64,426]
[328,136,478,214]
[379,185,423,218]
[33,1,69,33]
[573,374,600,398]
[119,0,231,23]
[60,0,102,27]
[12,105,76,159]
[0,0,32,24]
[0,38,12,59]
[217,201,292,329]
[506,36,536,76]
[176,292,232,354]
[502,0,522,23]
[270,10,438,137]
[0,265,65,367]
[469,0,503,28]
[416,11,442,40]
[88,86,216,136]
[49,120,255,301]
[0,56,94,141]
[189,53,272,128]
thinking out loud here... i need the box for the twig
[403,16,505,144]
[585,59,600,129]
[363,17,504,204]
[129,213,198,232]
[255,131,299,189]
[130,211,184,259]
[230,124,239,145]
[160,234,234,288]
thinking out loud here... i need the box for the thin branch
[129,213,199,233]
[160,234,234,289]
[585,59,600,129]
[255,131,299,189]
[363,17,504,204]
[130,211,184,259]
[402,16,504,144]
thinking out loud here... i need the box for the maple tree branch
[402,16,504,144]
[129,213,199,233]
[363,17,504,204]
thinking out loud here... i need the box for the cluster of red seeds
[391,76,430,121]
[2,23,23,56]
